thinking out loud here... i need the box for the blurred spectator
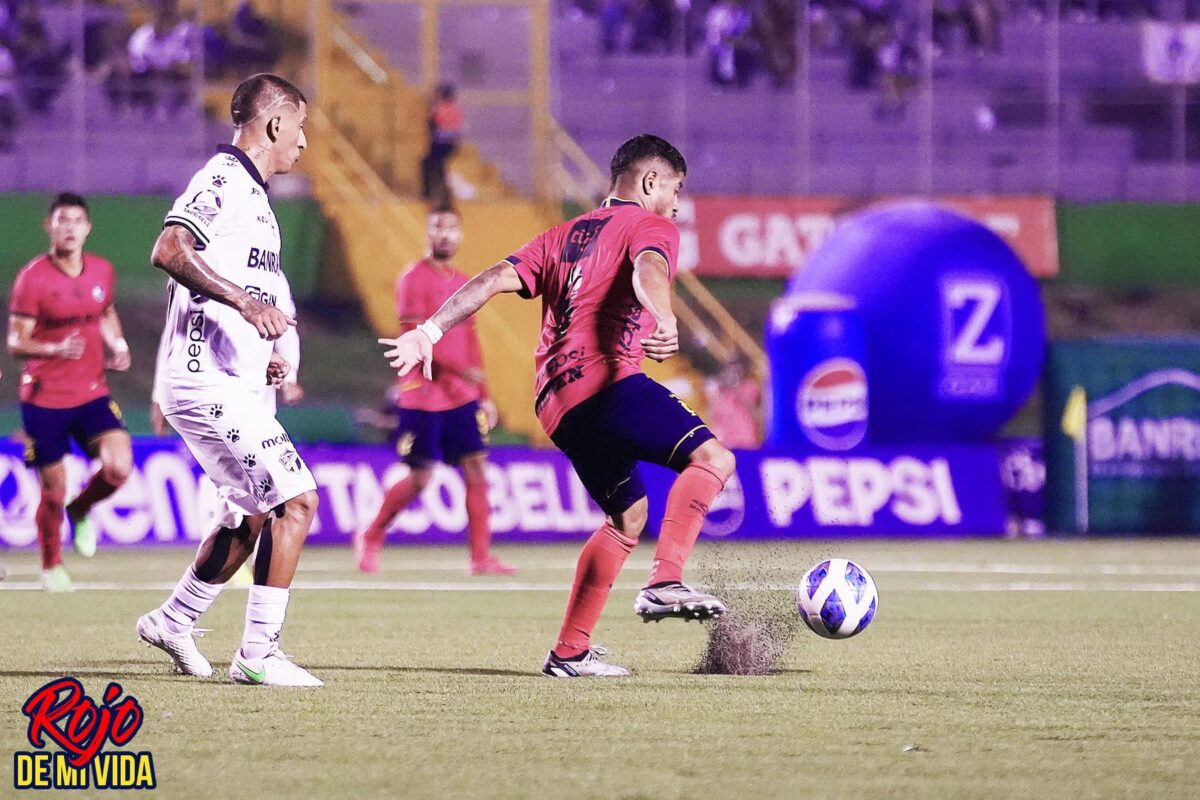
[875,22,920,119]
[703,358,761,449]
[127,0,195,120]
[421,83,463,205]
[206,1,280,78]
[753,0,798,88]
[9,0,69,115]
[85,14,134,117]
[630,0,674,52]
[600,0,631,53]
[705,0,757,87]
[0,36,16,150]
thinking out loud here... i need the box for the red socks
[554,523,637,658]
[465,479,490,562]
[36,489,66,569]
[364,474,422,542]
[649,462,727,586]
[66,473,120,520]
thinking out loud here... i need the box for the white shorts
[166,392,316,529]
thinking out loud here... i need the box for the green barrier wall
[0,192,324,299]
[1045,338,1200,533]
[1057,203,1200,285]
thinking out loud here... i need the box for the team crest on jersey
[797,357,869,451]
[91,285,104,303]
[279,449,303,474]
[185,189,222,224]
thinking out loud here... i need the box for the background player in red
[355,206,516,576]
[381,135,737,676]
[6,192,133,592]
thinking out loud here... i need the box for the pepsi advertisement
[0,439,1010,546]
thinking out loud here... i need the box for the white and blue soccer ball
[796,558,878,639]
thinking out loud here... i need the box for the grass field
[1,539,1199,799]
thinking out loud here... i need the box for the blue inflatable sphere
[786,202,1045,443]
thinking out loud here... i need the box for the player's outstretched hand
[242,298,296,341]
[266,353,291,386]
[641,316,679,362]
[56,331,85,361]
[380,330,433,380]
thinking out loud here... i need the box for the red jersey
[504,199,680,435]
[395,259,486,411]
[9,253,115,409]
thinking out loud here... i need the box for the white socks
[240,585,290,660]
[160,566,223,635]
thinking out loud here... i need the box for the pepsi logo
[797,358,869,450]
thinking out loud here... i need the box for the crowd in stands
[0,0,282,146]
[572,0,1192,109]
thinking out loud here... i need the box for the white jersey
[159,145,290,411]
[152,272,299,412]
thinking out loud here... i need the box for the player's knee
[411,467,434,491]
[39,487,66,511]
[284,489,319,522]
[102,460,132,487]
[691,440,736,479]
[611,497,649,538]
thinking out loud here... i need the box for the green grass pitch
[1,539,1199,799]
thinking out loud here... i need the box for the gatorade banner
[676,195,1058,278]
[0,440,1008,547]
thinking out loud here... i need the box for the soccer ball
[796,558,878,639]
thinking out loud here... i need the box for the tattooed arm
[151,225,295,340]
[380,262,523,379]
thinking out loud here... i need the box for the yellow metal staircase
[298,0,754,442]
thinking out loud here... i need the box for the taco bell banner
[676,195,1058,279]
[0,440,1007,546]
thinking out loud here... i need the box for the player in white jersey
[135,73,323,687]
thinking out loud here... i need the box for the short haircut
[49,192,88,217]
[609,134,687,185]
[230,73,307,128]
[428,203,460,219]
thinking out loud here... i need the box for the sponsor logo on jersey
[261,432,291,450]
[185,307,207,373]
[797,357,869,451]
[244,285,277,307]
[13,678,156,791]
[246,248,280,274]
[184,189,222,225]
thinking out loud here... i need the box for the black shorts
[550,374,714,516]
[393,401,489,466]
[22,396,127,468]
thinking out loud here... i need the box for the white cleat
[230,647,324,687]
[136,610,214,678]
[635,582,728,623]
[541,645,631,678]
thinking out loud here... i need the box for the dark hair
[437,83,456,101]
[609,134,687,185]
[49,192,88,217]
[230,73,306,127]
[428,203,460,218]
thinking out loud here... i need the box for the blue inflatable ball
[787,202,1045,443]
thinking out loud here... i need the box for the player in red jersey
[354,207,516,576]
[6,193,133,592]
[382,135,737,676]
